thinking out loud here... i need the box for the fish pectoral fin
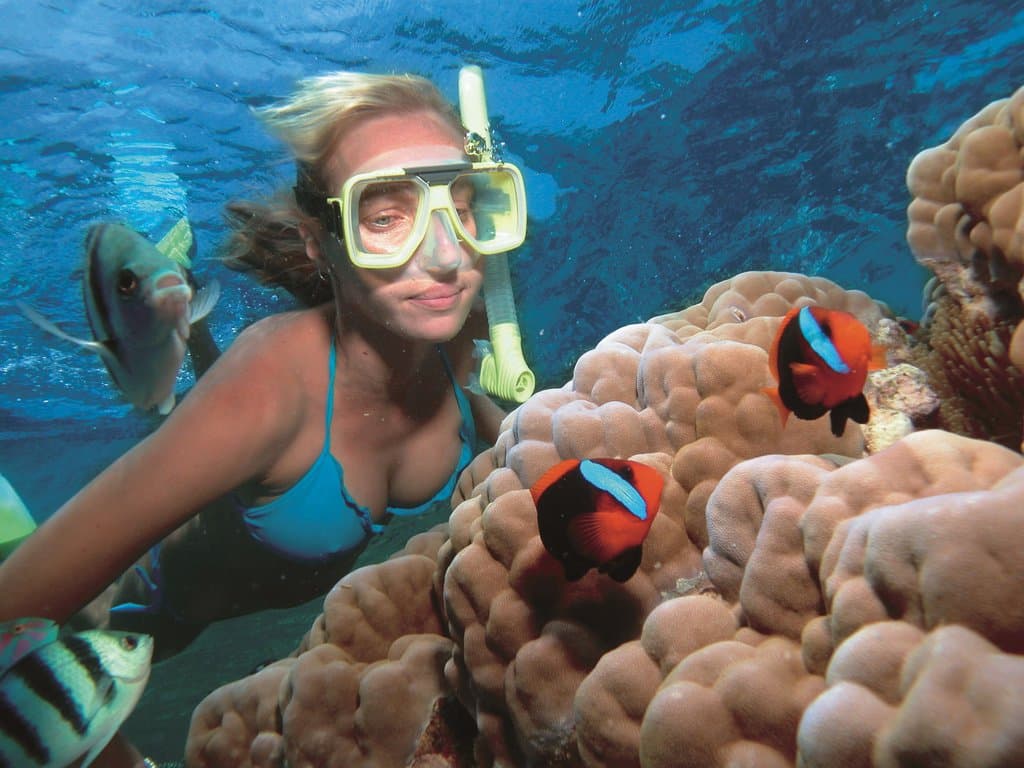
[829,408,848,437]
[600,546,643,582]
[77,715,121,768]
[790,362,827,403]
[189,279,221,324]
[18,302,107,354]
[846,393,870,424]
[828,394,870,437]
[560,557,591,582]
[568,511,625,564]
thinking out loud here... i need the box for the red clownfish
[530,458,664,582]
[763,305,887,437]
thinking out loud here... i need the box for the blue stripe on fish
[798,306,850,374]
[579,460,647,520]
[0,687,49,765]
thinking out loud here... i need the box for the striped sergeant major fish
[18,219,220,415]
[0,620,152,768]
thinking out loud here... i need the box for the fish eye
[116,269,139,296]
[121,635,139,650]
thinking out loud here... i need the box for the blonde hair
[223,72,464,305]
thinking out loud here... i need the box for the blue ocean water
[1,0,1022,760]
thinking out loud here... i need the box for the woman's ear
[298,223,326,269]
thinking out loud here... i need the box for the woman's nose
[415,211,466,273]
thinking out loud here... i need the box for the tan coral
[187,660,294,768]
[639,635,825,768]
[906,86,1024,310]
[574,595,740,768]
[906,85,1024,449]
[798,622,1024,768]
[820,462,1024,654]
[439,272,886,765]
[188,538,452,768]
[279,634,453,768]
[704,430,1022,656]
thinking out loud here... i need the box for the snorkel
[459,65,536,403]
[0,474,35,561]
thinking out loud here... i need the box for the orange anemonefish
[530,458,664,582]
[763,305,887,437]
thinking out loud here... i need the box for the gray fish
[19,222,219,415]
[0,626,153,768]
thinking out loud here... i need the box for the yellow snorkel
[0,473,35,561]
[459,65,535,404]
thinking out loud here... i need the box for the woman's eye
[367,213,398,228]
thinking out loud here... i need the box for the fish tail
[761,386,790,427]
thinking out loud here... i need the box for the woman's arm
[0,319,303,623]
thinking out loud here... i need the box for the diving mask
[323,160,527,270]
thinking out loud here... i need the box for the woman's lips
[410,285,461,310]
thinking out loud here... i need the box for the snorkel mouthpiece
[459,65,535,403]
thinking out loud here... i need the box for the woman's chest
[327,390,466,518]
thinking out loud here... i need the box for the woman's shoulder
[227,305,332,364]
[190,305,332,407]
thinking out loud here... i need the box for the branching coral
[184,270,1024,768]
[906,85,1024,448]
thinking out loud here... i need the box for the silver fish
[19,222,219,415]
[0,626,153,768]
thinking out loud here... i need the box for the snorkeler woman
[0,72,525,661]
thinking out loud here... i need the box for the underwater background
[1,0,1022,761]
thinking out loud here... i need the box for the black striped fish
[0,623,152,768]
[18,221,219,415]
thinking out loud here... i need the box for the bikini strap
[437,345,477,447]
[324,340,338,449]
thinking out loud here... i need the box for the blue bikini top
[238,341,476,561]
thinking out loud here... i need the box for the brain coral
[185,270,1024,768]
[906,84,1024,448]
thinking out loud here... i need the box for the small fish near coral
[0,619,153,768]
[763,305,887,437]
[18,219,219,416]
[531,458,664,582]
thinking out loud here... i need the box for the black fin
[829,393,870,437]
[601,547,643,582]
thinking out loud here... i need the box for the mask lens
[348,178,427,264]
[453,168,525,253]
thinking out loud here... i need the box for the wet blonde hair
[223,72,464,305]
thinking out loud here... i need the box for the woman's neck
[328,304,446,412]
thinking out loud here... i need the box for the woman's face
[321,110,484,344]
